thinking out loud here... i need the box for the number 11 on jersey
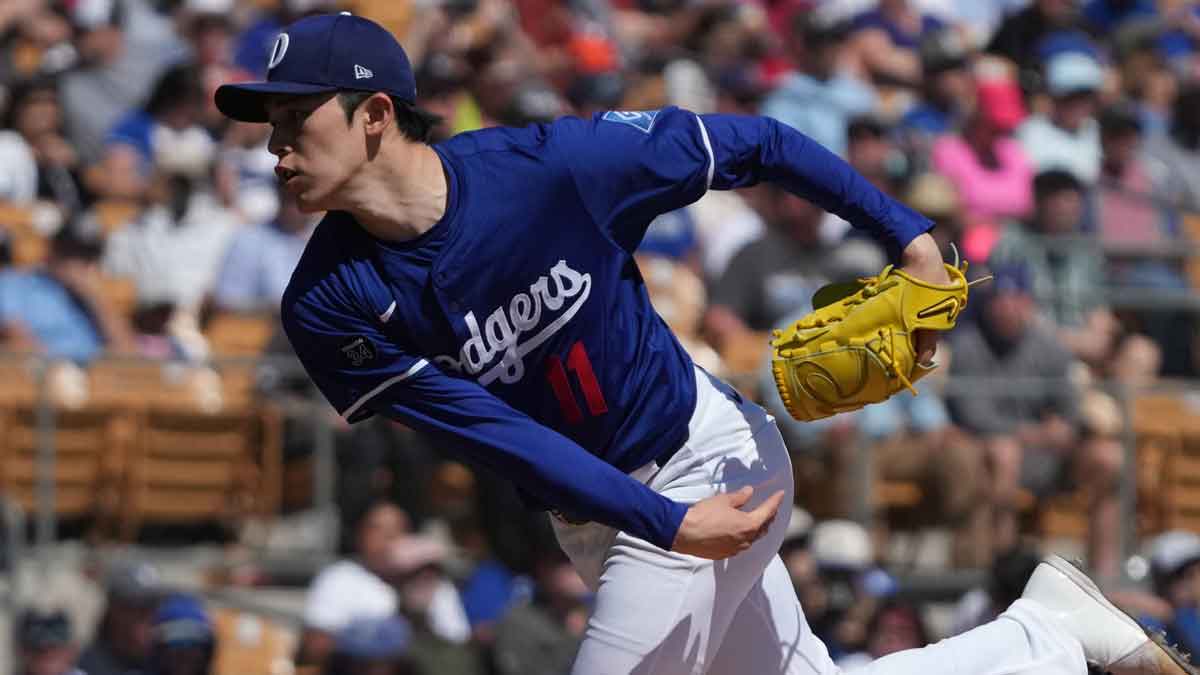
[546,340,608,424]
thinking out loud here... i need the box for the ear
[360,92,394,137]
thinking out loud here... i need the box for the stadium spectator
[1016,50,1105,184]
[0,218,134,363]
[1146,84,1200,212]
[899,28,974,144]
[761,11,876,158]
[1138,530,1200,660]
[987,0,1096,78]
[947,263,1123,578]
[845,0,947,90]
[59,0,187,165]
[213,187,316,313]
[1,77,83,220]
[147,594,216,675]
[101,121,239,316]
[705,187,838,351]
[324,616,417,675]
[15,609,83,675]
[297,499,411,670]
[1095,102,1174,247]
[388,534,481,675]
[78,560,166,675]
[805,519,898,662]
[931,72,1033,225]
[86,61,211,202]
[988,169,1118,365]
[492,545,589,675]
[845,114,907,197]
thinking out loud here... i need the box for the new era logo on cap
[214,12,417,123]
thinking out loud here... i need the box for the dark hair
[144,62,205,118]
[1033,169,1084,202]
[336,91,442,143]
[2,77,59,130]
[1098,103,1143,139]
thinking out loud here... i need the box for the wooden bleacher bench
[206,312,278,358]
[0,403,129,538]
[210,606,298,675]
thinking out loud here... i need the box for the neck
[337,141,448,243]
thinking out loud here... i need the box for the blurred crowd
[6,0,1200,673]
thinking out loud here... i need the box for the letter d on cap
[268,33,290,70]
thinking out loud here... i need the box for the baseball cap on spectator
[215,13,416,123]
[1045,52,1104,97]
[919,28,970,74]
[105,560,166,606]
[783,506,814,548]
[810,520,872,572]
[1148,531,1200,588]
[976,76,1026,133]
[152,595,214,648]
[335,615,412,660]
[16,609,72,650]
[72,0,121,30]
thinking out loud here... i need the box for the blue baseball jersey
[281,107,932,550]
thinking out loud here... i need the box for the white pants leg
[557,367,1089,675]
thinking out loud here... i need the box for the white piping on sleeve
[695,115,715,191]
[340,358,429,421]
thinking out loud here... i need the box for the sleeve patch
[602,110,660,134]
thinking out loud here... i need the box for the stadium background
[4,0,1200,673]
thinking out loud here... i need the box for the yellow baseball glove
[770,260,980,422]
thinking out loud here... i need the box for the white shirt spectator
[0,131,39,203]
[104,191,238,310]
[1016,115,1102,185]
[303,560,398,632]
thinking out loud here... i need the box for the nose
[267,126,289,158]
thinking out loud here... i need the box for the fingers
[750,490,785,527]
[725,485,753,509]
[914,329,938,365]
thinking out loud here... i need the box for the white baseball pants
[553,366,1089,675]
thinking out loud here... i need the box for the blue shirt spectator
[0,224,126,365]
[214,191,315,313]
[762,13,876,157]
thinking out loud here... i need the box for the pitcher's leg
[848,599,1086,675]
[708,556,840,675]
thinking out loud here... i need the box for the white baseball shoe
[1021,554,1196,674]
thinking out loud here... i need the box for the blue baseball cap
[215,12,416,123]
[152,594,214,648]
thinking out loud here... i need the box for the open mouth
[275,166,299,183]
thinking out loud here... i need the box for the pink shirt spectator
[931,135,1033,223]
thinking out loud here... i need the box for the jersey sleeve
[554,108,932,262]
[697,113,933,262]
[281,289,689,551]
